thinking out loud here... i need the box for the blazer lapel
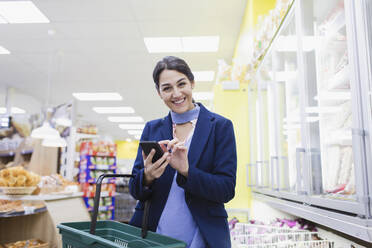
[160,113,173,141]
[188,104,213,169]
[158,114,176,189]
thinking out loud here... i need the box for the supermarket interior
[1,0,372,247]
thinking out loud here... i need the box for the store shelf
[0,192,83,201]
[0,150,33,157]
[0,151,15,157]
[90,164,116,170]
[75,133,99,141]
[0,207,47,218]
[87,205,114,212]
[83,191,116,198]
[254,192,372,243]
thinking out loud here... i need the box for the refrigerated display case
[247,0,372,242]
[297,0,369,215]
[254,3,308,200]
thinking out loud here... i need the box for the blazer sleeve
[177,118,237,203]
[129,123,153,201]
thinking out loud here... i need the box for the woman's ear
[191,80,195,89]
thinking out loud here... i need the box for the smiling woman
[128,56,237,248]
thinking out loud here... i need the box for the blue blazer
[129,103,237,248]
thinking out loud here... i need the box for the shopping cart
[58,174,187,248]
[230,223,334,248]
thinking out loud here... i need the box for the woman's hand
[159,138,189,177]
[143,149,170,186]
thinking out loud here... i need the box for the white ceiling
[0,0,246,140]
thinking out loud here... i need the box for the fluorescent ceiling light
[128,130,143,135]
[0,46,10,54]
[108,116,144,123]
[0,1,49,24]
[73,92,122,101]
[193,92,214,101]
[0,107,25,114]
[193,71,215,82]
[93,107,135,114]
[119,124,145,130]
[134,135,141,140]
[144,36,219,53]
[144,37,182,53]
[182,36,219,52]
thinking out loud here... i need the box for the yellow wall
[115,140,139,159]
[213,0,276,215]
[234,0,276,64]
[213,83,251,212]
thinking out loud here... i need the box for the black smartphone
[139,141,164,163]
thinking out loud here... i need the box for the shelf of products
[78,141,117,220]
[0,199,46,218]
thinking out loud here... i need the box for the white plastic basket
[230,223,334,248]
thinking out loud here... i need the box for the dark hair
[153,56,194,90]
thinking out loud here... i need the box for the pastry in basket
[3,239,47,248]
[0,167,41,187]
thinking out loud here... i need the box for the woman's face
[157,69,195,114]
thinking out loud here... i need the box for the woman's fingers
[166,138,179,151]
[172,142,186,152]
[153,157,170,178]
[144,151,169,174]
[144,149,155,165]
[152,152,169,168]
[159,143,168,153]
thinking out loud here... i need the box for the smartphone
[139,141,164,163]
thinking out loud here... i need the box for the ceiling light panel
[0,1,49,23]
[0,46,10,54]
[144,36,220,53]
[72,92,122,101]
[119,124,145,130]
[144,37,182,53]
[93,107,135,114]
[182,36,219,52]
[108,116,144,123]
[193,71,215,82]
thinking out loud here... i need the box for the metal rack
[231,223,334,248]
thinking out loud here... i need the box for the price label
[24,206,36,215]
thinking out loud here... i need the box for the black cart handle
[89,174,151,239]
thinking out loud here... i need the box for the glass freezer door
[258,10,305,196]
[298,0,366,214]
[313,0,354,198]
